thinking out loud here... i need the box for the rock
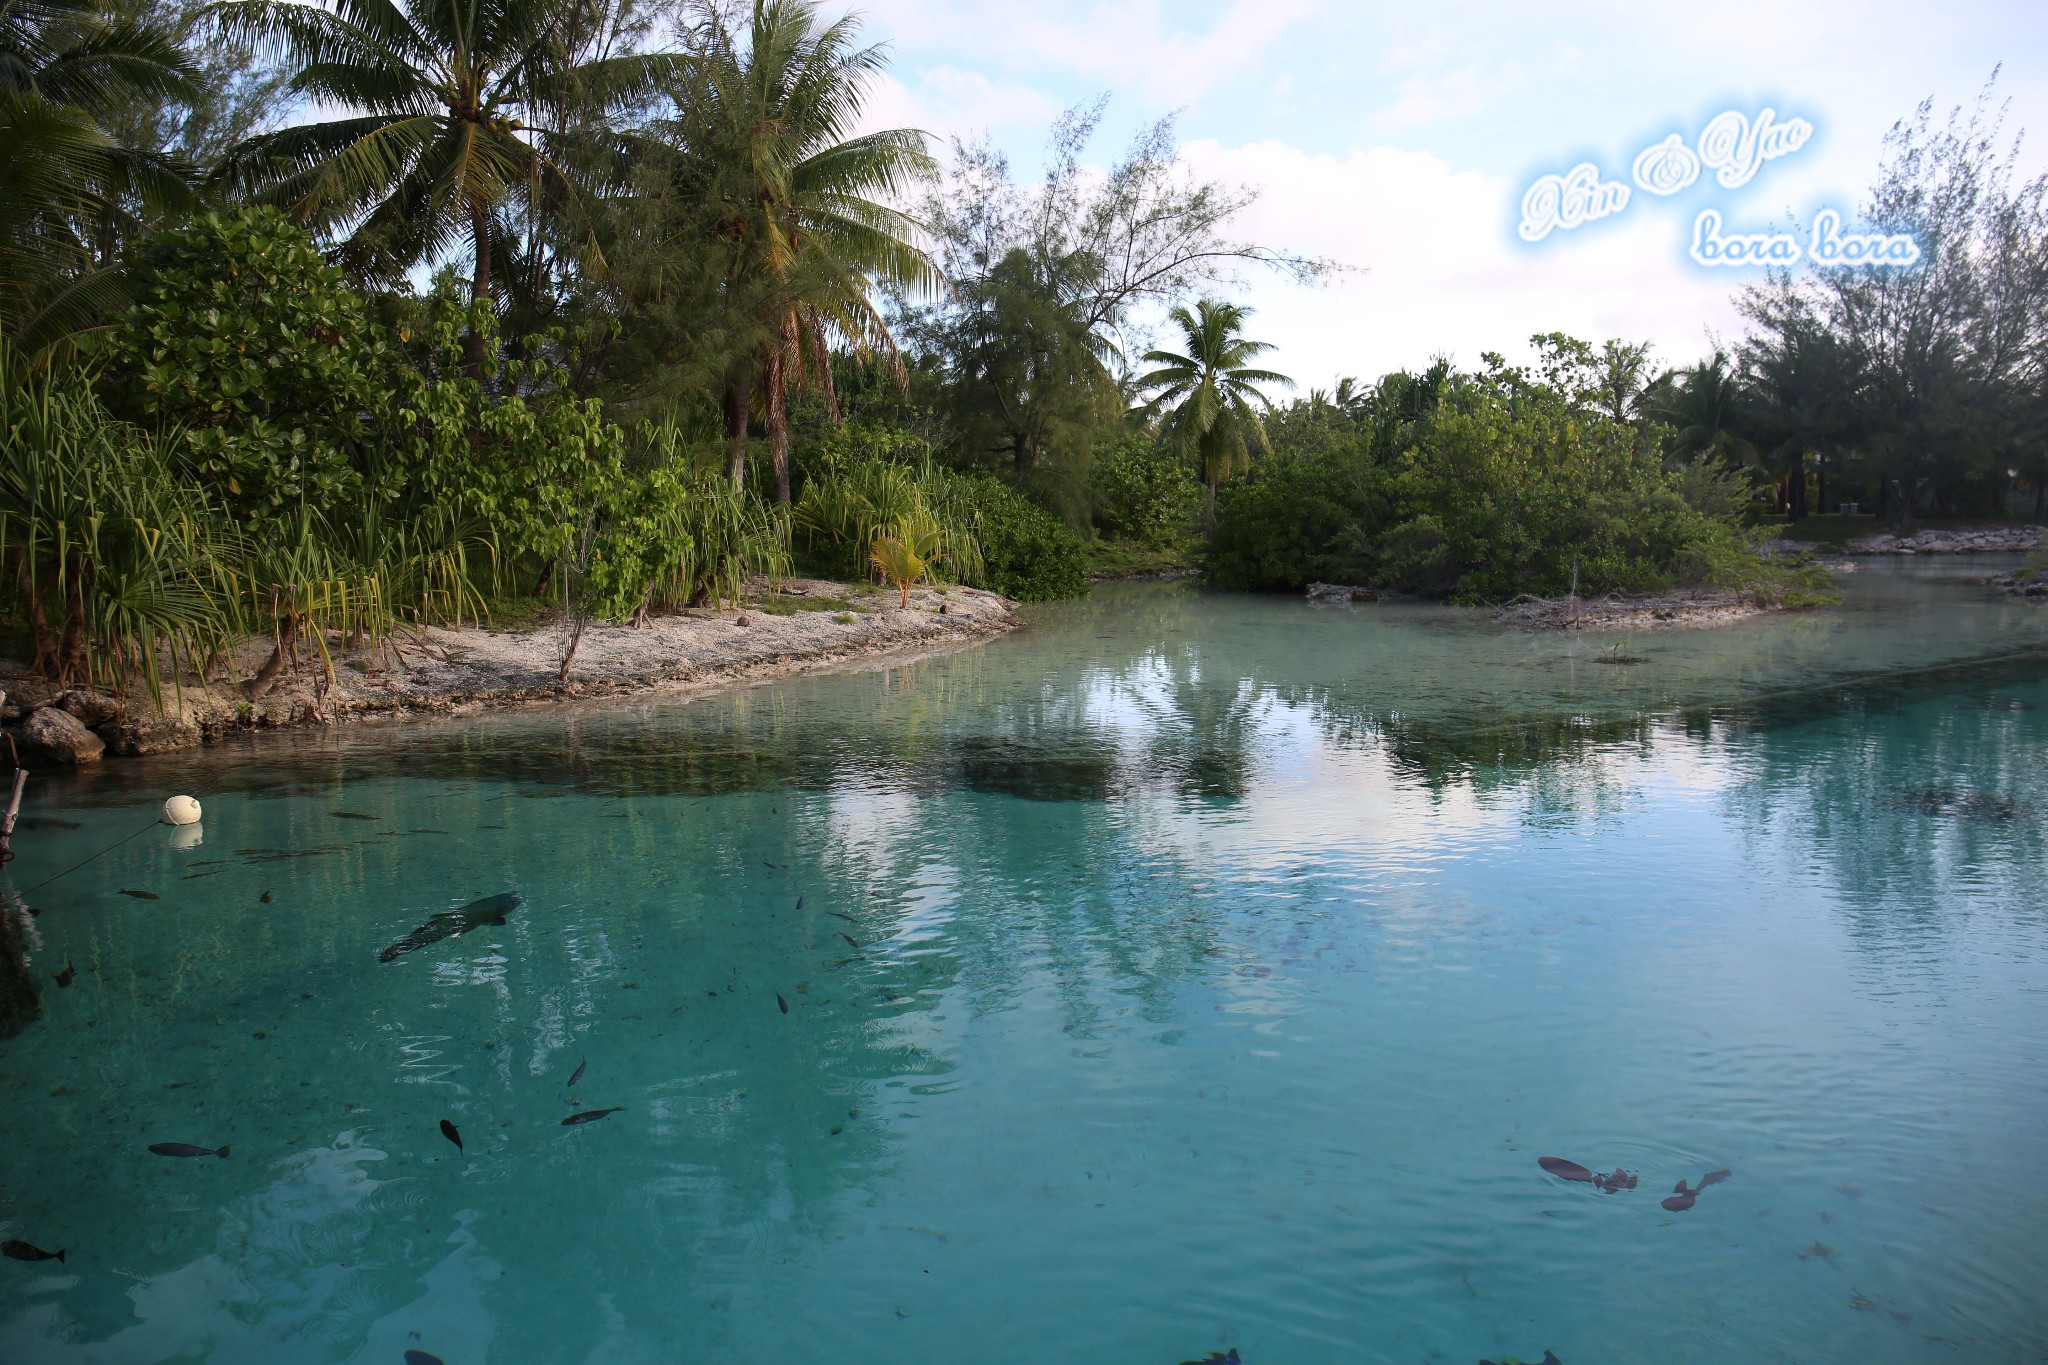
[20,706,106,764]
[100,714,202,756]
[1306,582,1379,603]
[55,689,124,728]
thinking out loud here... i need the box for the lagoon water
[3,560,2047,1365]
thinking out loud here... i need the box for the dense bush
[103,207,391,516]
[1206,459,1373,592]
[946,471,1090,601]
[1089,429,1202,547]
[1203,358,1829,605]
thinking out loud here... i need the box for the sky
[839,0,2048,389]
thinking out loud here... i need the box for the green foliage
[1205,348,1829,605]
[942,470,1089,601]
[795,457,981,585]
[105,206,386,514]
[1205,458,1374,592]
[1089,427,1201,547]
[0,335,233,699]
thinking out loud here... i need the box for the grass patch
[1086,538,1198,579]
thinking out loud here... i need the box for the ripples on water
[2,561,2045,1364]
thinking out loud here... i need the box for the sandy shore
[2,578,1020,758]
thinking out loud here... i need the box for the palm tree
[209,0,676,306]
[0,0,198,356]
[692,0,937,502]
[1136,299,1291,514]
[1647,352,1759,467]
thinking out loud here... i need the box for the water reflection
[2,567,2046,1363]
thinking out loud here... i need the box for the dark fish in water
[795,896,804,910]
[149,1142,229,1158]
[19,816,81,830]
[828,911,856,923]
[1698,1168,1732,1188]
[839,932,859,950]
[379,892,521,963]
[53,962,74,988]
[404,1351,446,1365]
[1179,1352,1241,1365]
[1538,1156,1597,1184]
[1480,1354,1561,1365]
[439,1119,462,1152]
[1662,1187,1697,1212]
[562,1108,623,1126]
[568,1059,586,1087]
[332,810,379,820]
[259,891,273,903]
[118,889,159,900]
[776,992,789,1014]
[1,1239,66,1263]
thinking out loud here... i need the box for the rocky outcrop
[1306,582,1380,603]
[100,714,203,755]
[54,688,125,728]
[19,706,105,764]
[1844,525,2046,555]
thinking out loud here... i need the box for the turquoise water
[3,560,2046,1365]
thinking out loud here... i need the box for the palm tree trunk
[765,315,799,505]
[723,376,751,491]
[466,201,492,378]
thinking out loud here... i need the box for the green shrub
[104,207,390,516]
[1089,429,1201,546]
[1205,459,1374,592]
[942,471,1089,601]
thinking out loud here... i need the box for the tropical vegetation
[2,1,2042,709]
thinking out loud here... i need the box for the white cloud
[1178,138,1745,386]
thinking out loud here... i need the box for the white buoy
[162,795,202,826]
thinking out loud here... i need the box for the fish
[1479,1354,1562,1365]
[439,1119,462,1152]
[568,1059,586,1087]
[828,911,857,923]
[562,1108,623,1126]
[331,810,379,820]
[149,1142,229,1158]
[1537,1156,1597,1184]
[404,1351,446,1365]
[118,889,159,900]
[839,932,859,950]
[776,992,789,1014]
[795,896,804,910]
[1,1239,66,1264]
[1698,1168,1732,1188]
[1592,1168,1636,1193]
[1179,1352,1241,1365]
[259,891,273,903]
[53,962,74,988]
[1661,1189,1697,1212]
[379,892,521,963]
[19,816,81,830]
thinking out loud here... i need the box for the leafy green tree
[1137,299,1292,514]
[104,205,388,513]
[0,0,198,355]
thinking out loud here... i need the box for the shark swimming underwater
[379,893,522,963]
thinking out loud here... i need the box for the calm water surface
[2,560,2046,1364]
